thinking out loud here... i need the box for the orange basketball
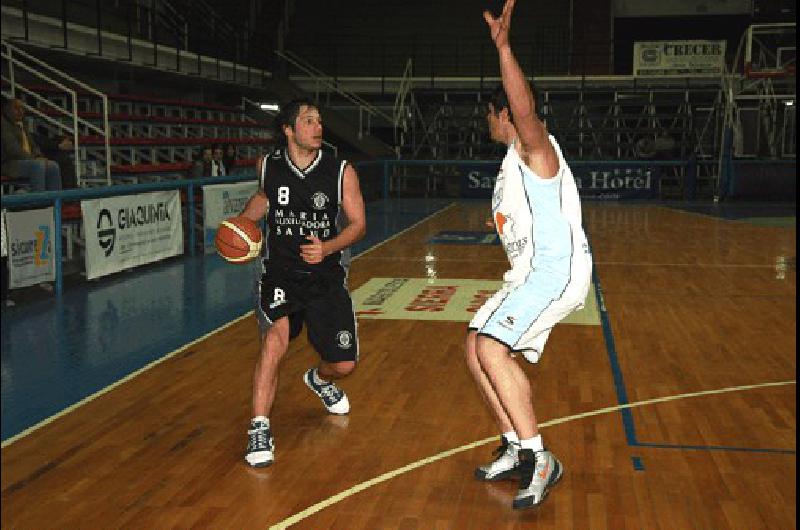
[215,216,263,263]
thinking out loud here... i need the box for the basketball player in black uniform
[240,98,366,467]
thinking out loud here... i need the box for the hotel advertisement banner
[461,164,661,200]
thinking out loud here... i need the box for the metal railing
[393,58,414,150]
[0,173,256,295]
[1,39,111,186]
[276,49,394,139]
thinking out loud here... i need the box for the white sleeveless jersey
[492,136,589,283]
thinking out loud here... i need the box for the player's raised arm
[484,0,557,177]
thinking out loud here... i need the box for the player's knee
[261,327,289,361]
[328,360,356,377]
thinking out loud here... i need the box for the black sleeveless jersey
[258,148,349,274]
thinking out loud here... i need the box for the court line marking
[593,262,784,269]
[654,204,797,225]
[1,311,255,449]
[354,202,457,259]
[269,379,796,530]
[279,208,790,526]
[357,257,785,269]
[2,202,458,448]
[357,256,508,263]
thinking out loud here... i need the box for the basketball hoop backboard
[744,23,796,78]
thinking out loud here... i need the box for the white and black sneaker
[303,368,350,415]
[475,435,521,481]
[245,419,274,468]
[513,448,563,510]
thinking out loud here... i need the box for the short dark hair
[2,94,17,117]
[275,98,318,143]
[488,82,542,122]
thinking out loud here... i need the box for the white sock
[520,434,544,452]
[312,368,329,385]
[252,416,269,427]
[503,430,519,444]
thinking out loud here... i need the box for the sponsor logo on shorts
[499,314,517,330]
[336,330,353,349]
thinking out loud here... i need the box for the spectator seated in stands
[223,144,237,174]
[33,132,76,189]
[212,144,228,176]
[191,146,214,178]
[1,96,63,191]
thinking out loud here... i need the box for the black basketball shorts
[255,268,358,363]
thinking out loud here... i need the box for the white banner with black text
[202,181,259,253]
[82,190,184,280]
[633,40,726,76]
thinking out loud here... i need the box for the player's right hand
[483,0,516,49]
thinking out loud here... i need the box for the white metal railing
[744,22,796,74]
[1,39,111,186]
[393,58,414,148]
[276,49,394,139]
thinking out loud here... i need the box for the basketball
[215,216,263,263]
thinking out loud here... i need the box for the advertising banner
[6,207,56,288]
[202,181,259,253]
[459,163,502,199]
[633,40,726,76]
[82,190,183,280]
[460,163,661,200]
[571,164,661,200]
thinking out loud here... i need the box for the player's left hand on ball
[300,234,326,264]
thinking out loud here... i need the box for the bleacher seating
[11,84,274,185]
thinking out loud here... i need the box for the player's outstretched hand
[483,0,516,49]
[300,234,327,264]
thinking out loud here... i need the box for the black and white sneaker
[474,435,521,481]
[245,419,274,467]
[512,448,563,509]
[303,368,350,415]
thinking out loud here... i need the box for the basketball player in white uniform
[467,0,592,510]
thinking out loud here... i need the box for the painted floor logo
[351,278,600,325]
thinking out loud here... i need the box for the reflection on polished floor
[1,198,452,440]
[1,199,796,529]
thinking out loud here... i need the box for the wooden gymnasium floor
[1,202,796,529]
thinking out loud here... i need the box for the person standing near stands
[1,96,63,191]
[238,98,366,467]
[222,144,237,174]
[191,146,214,178]
[466,0,592,510]
[211,144,227,176]
[33,132,76,189]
